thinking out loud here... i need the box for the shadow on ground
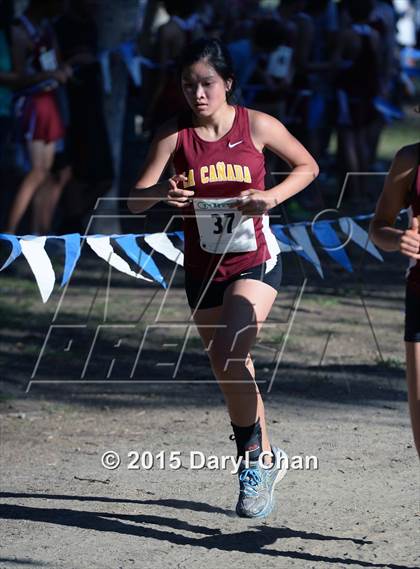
[0,493,417,568]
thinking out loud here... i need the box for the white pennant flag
[86,237,153,281]
[144,233,184,265]
[20,237,56,303]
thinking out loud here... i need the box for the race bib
[39,49,57,71]
[193,198,257,254]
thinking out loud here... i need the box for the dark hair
[179,38,236,101]
[345,0,375,22]
[163,0,196,18]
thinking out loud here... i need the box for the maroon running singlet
[173,105,280,282]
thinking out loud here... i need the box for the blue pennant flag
[0,234,22,271]
[271,225,309,256]
[273,224,323,275]
[270,225,322,276]
[56,234,81,286]
[374,97,404,122]
[114,234,167,288]
[312,220,353,272]
[288,224,324,277]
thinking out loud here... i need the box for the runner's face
[181,60,232,117]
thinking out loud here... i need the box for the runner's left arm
[236,110,319,214]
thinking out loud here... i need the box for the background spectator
[1,0,418,233]
[4,0,71,234]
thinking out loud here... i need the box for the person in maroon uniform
[129,39,319,518]
[370,143,420,458]
[5,0,71,234]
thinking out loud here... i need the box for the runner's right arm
[370,144,420,260]
[128,121,194,214]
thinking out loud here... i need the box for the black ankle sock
[230,418,262,461]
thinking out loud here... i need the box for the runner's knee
[209,345,253,383]
[30,166,50,183]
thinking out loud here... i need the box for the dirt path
[0,234,419,569]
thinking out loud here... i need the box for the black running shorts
[405,285,420,343]
[184,255,283,310]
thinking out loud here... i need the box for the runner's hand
[166,174,194,208]
[399,216,420,260]
[233,189,277,215]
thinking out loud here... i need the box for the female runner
[129,38,319,517]
[370,143,420,458]
[5,0,71,234]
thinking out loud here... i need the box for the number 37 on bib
[193,198,258,254]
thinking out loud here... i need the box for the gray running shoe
[235,446,288,518]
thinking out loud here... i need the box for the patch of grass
[314,297,340,308]
[0,303,31,327]
[375,356,405,369]
[378,116,419,161]
[188,337,204,349]
[40,401,73,414]
[0,392,16,402]
[329,111,419,163]
[260,333,301,347]
[0,276,38,293]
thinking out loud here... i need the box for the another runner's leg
[5,141,55,233]
[405,342,420,457]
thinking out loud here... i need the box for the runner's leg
[193,279,277,464]
[33,165,72,234]
[193,303,271,460]
[5,141,55,233]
